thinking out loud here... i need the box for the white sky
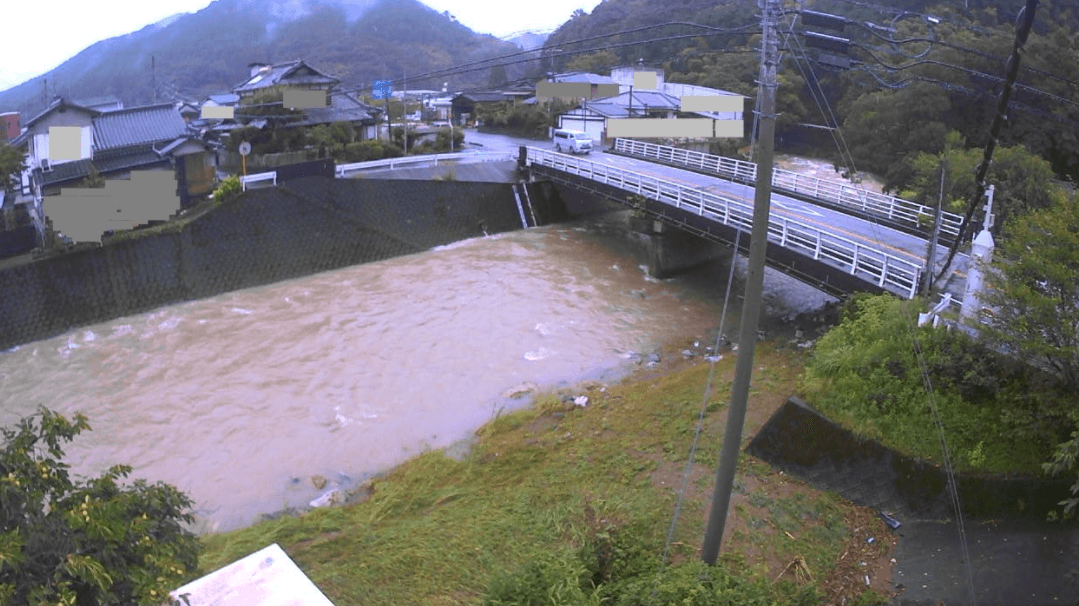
[0,0,603,93]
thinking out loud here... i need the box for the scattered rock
[311,475,327,490]
[629,289,646,299]
[309,488,347,508]
[795,329,804,339]
[682,349,696,358]
[560,394,575,403]
[705,355,723,363]
[645,352,661,365]
[574,396,589,407]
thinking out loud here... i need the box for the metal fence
[613,138,963,239]
[527,146,923,299]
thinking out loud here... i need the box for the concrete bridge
[609,138,965,245]
[520,145,970,304]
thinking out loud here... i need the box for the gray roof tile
[233,60,339,94]
[93,104,188,151]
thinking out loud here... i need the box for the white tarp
[169,543,335,606]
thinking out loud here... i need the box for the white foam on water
[231,307,253,315]
[524,347,554,361]
[83,331,96,342]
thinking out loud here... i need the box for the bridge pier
[630,216,728,279]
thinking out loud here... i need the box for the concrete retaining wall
[747,396,1074,521]
[0,179,569,351]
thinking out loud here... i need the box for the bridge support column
[632,217,727,279]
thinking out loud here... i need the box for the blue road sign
[373,80,393,100]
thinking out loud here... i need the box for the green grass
[191,346,856,605]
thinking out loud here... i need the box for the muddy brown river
[0,211,833,534]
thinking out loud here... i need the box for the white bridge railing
[239,172,276,191]
[237,152,515,187]
[613,138,963,239]
[527,147,923,299]
[335,151,514,178]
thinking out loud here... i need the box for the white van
[552,129,593,154]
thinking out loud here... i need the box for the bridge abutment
[630,216,728,279]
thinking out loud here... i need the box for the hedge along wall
[0,179,568,352]
[747,396,1074,521]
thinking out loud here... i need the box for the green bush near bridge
[802,293,1070,476]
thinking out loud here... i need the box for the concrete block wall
[0,177,570,351]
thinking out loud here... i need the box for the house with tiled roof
[72,95,124,113]
[232,60,340,99]
[9,98,216,239]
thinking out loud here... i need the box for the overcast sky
[0,0,603,92]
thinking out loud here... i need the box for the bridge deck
[524,146,968,302]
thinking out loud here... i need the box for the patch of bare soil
[821,507,901,604]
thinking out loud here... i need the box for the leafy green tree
[0,142,25,192]
[896,132,1060,236]
[0,408,200,606]
[978,189,1079,519]
[211,176,242,206]
[565,50,618,74]
[978,187,1079,392]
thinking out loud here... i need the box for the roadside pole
[922,158,946,297]
[701,0,780,565]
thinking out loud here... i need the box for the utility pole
[403,73,408,153]
[701,0,780,565]
[922,158,946,297]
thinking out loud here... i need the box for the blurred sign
[169,543,335,606]
[238,142,252,156]
[373,80,393,100]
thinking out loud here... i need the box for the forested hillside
[0,0,521,119]
[543,0,1079,187]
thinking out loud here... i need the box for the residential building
[72,94,124,113]
[232,59,340,100]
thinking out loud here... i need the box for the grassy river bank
[192,333,899,605]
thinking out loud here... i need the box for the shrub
[483,548,601,606]
[0,408,200,606]
[211,176,242,206]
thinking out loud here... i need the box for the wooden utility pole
[701,0,780,565]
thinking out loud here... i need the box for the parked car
[552,129,593,154]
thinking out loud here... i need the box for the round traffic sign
[239,141,252,156]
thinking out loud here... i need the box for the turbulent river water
[0,210,833,534]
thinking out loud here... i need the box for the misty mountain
[502,31,550,51]
[0,0,529,119]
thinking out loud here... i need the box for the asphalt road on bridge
[537,147,971,299]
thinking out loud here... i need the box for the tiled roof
[233,60,339,94]
[580,90,681,118]
[73,95,123,111]
[21,98,101,130]
[290,93,375,127]
[93,103,188,151]
[554,72,617,85]
[455,92,512,103]
[207,93,240,105]
[36,148,171,188]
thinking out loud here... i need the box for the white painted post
[961,188,996,321]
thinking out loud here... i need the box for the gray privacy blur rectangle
[202,106,235,120]
[595,84,620,98]
[47,170,181,243]
[633,72,658,90]
[680,95,743,113]
[606,119,743,138]
[49,127,82,161]
[283,89,328,109]
[536,81,590,99]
